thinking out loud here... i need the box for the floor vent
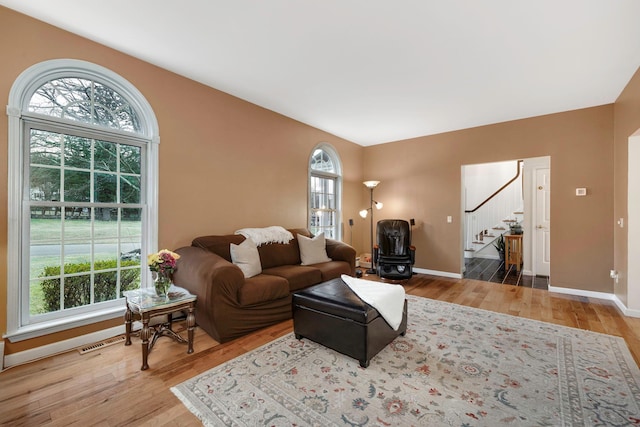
[78,335,126,355]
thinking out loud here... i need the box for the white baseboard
[547,285,640,318]
[548,285,614,301]
[612,295,640,318]
[3,325,125,369]
[414,267,462,279]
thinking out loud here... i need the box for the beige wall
[0,8,363,355]
[0,6,630,358]
[613,67,640,306]
[363,105,615,291]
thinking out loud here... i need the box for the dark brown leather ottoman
[292,277,407,368]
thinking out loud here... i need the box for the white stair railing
[464,161,523,255]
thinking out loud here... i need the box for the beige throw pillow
[298,233,332,265]
[230,237,262,278]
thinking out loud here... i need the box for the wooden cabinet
[505,234,523,272]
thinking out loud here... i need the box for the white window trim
[308,143,342,240]
[5,59,159,342]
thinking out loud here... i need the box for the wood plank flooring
[2,274,640,426]
[463,257,549,289]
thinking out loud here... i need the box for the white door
[535,168,551,276]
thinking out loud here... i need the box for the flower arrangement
[147,249,181,276]
[147,249,180,297]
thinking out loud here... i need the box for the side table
[504,234,523,272]
[124,285,197,370]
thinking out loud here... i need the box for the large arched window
[6,60,159,341]
[308,143,342,239]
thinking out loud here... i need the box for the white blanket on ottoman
[341,274,406,330]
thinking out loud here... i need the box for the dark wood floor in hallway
[464,257,549,289]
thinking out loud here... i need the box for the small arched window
[308,144,342,239]
[6,60,159,340]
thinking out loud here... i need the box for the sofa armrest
[325,239,357,275]
[172,246,245,308]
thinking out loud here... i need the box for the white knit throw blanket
[340,274,406,330]
[234,226,294,246]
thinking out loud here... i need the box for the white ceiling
[2,1,640,146]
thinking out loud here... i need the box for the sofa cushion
[310,260,353,281]
[262,265,322,292]
[230,237,261,278]
[298,232,331,265]
[238,274,290,306]
[257,228,312,269]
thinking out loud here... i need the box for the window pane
[64,274,91,309]
[30,130,61,166]
[121,208,142,265]
[93,82,140,132]
[64,170,90,202]
[122,207,142,222]
[28,78,141,133]
[30,167,60,202]
[310,149,335,173]
[30,217,61,283]
[95,173,117,203]
[95,213,118,239]
[96,207,116,222]
[121,176,140,204]
[32,278,59,314]
[94,270,117,303]
[62,206,92,273]
[64,245,91,274]
[94,213,119,271]
[120,268,141,296]
[64,135,91,169]
[94,246,119,270]
[95,140,117,172]
[29,78,90,120]
[120,145,141,174]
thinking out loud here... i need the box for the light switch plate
[576,188,587,196]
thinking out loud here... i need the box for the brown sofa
[172,228,356,342]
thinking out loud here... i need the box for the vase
[153,272,172,298]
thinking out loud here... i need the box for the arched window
[308,144,342,239]
[6,60,159,340]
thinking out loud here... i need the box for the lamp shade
[359,209,368,218]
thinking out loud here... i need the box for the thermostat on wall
[576,188,587,196]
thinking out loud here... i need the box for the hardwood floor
[2,274,640,426]
[463,257,549,289]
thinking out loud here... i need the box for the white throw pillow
[298,233,332,265]
[230,237,262,278]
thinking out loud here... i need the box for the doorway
[462,156,551,285]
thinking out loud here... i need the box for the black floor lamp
[359,180,383,274]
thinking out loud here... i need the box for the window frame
[5,59,159,342]
[308,143,342,240]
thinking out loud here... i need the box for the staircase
[464,161,523,259]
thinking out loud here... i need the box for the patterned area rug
[172,295,640,426]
